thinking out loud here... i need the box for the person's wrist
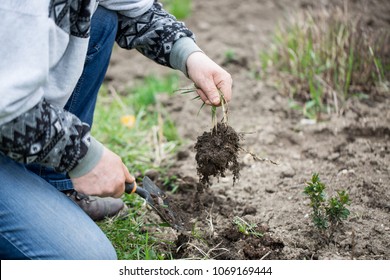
[170,37,202,77]
[68,137,104,178]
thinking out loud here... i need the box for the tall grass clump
[260,5,390,119]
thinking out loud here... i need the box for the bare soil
[106,0,390,259]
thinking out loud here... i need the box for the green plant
[190,222,208,244]
[304,173,351,236]
[232,216,263,238]
[162,0,192,20]
[162,174,179,193]
[224,49,236,64]
[131,74,179,112]
[260,6,390,120]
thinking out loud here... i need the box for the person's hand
[71,147,134,198]
[186,51,232,106]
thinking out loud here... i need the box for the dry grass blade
[205,204,215,238]
[240,148,279,165]
[174,87,197,95]
[179,241,229,260]
[219,90,229,124]
[260,250,272,260]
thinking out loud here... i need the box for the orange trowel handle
[124,181,137,194]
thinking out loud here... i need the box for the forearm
[0,98,103,177]
[115,1,201,74]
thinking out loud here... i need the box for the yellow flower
[120,115,136,128]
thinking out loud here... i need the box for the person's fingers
[71,147,137,198]
[122,164,134,184]
[216,73,233,103]
[196,79,221,106]
[111,173,126,198]
[196,88,212,105]
[195,73,232,106]
[112,163,134,197]
[187,52,233,106]
[107,154,128,198]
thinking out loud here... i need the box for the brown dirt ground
[106,0,390,259]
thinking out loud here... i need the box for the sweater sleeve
[114,1,202,75]
[0,98,103,177]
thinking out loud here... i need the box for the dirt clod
[194,123,241,187]
[149,192,191,231]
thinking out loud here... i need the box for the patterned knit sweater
[0,0,200,177]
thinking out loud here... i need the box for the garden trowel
[125,176,184,231]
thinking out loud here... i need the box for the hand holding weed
[71,147,135,198]
[186,51,232,106]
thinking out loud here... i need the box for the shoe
[65,190,128,221]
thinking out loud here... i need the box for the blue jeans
[0,6,118,259]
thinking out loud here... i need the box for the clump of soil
[149,192,190,231]
[194,122,241,187]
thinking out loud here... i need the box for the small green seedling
[191,222,208,245]
[304,173,351,236]
[162,175,179,194]
[233,216,263,238]
[224,49,236,64]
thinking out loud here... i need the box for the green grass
[92,74,181,259]
[260,6,389,120]
[161,0,192,20]
[92,74,181,174]
[97,194,174,260]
